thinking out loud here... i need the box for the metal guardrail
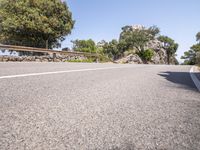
[0,44,114,63]
[0,44,98,57]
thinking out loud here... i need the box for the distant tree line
[181,32,200,65]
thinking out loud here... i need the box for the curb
[190,66,200,92]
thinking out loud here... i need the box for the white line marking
[0,66,132,79]
[190,66,200,92]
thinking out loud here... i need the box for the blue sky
[62,0,200,62]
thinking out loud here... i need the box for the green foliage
[138,49,154,61]
[0,0,74,48]
[101,39,120,59]
[147,26,160,37]
[174,58,179,65]
[96,41,105,55]
[196,32,200,43]
[119,25,160,52]
[181,43,200,65]
[181,32,200,65]
[96,25,160,61]
[97,25,178,63]
[181,50,195,65]
[70,25,177,64]
[191,44,200,52]
[72,39,97,53]
[158,36,178,64]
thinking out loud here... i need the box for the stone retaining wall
[0,55,88,62]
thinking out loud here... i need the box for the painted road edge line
[0,66,133,79]
[190,66,200,92]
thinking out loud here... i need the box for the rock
[116,54,143,64]
[9,57,17,61]
[145,39,163,51]
[35,59,41,62]
[0,55,93,63]
[150,48,167,64]
[2,57,9,62]
[18,57,24,62]
[70,56,76,60]
[151,53,161,64]
[53,59,61,62]
[132,25,145,30]
[23,56,34,61]
[41,59,49,62]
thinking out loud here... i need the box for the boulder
[150,48,167,64]
[2,56,9,62]
[116,54,143,64]
[35,59,41,62]
[145,39,163,51]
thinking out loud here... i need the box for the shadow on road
[158,71,199,91]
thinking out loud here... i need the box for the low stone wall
[0,55,88,62]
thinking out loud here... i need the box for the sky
[62,0,200,62]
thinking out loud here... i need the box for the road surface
[0,63,199,150]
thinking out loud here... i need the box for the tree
[158,36,178,64]
[196,32,200,43]
[71,39,97,53]
[0,0,74,49]
[101,39,120,59]
[181,32,200,65]
[147,25,160,38]
[119,25,160,52]
[181,43,200,65]
[96,40,107,55]
[98,25,160,61]
[181,50,196,65]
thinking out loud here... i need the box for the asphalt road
[0,63,200,150]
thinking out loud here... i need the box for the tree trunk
[167,53,170,65]
[46,40,48,49]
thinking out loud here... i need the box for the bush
[123,49,136,57]
[138,49,154,61]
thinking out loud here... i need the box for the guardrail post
[96,57,99,63]
[53,53,56,62]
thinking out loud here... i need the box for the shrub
[138,49,154,61]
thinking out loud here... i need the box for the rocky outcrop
[146,39,168,64]
[0,55,87,62]
[116,39,169,64]
[116,25,177,64]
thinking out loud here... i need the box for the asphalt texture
[0,63,200,150]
